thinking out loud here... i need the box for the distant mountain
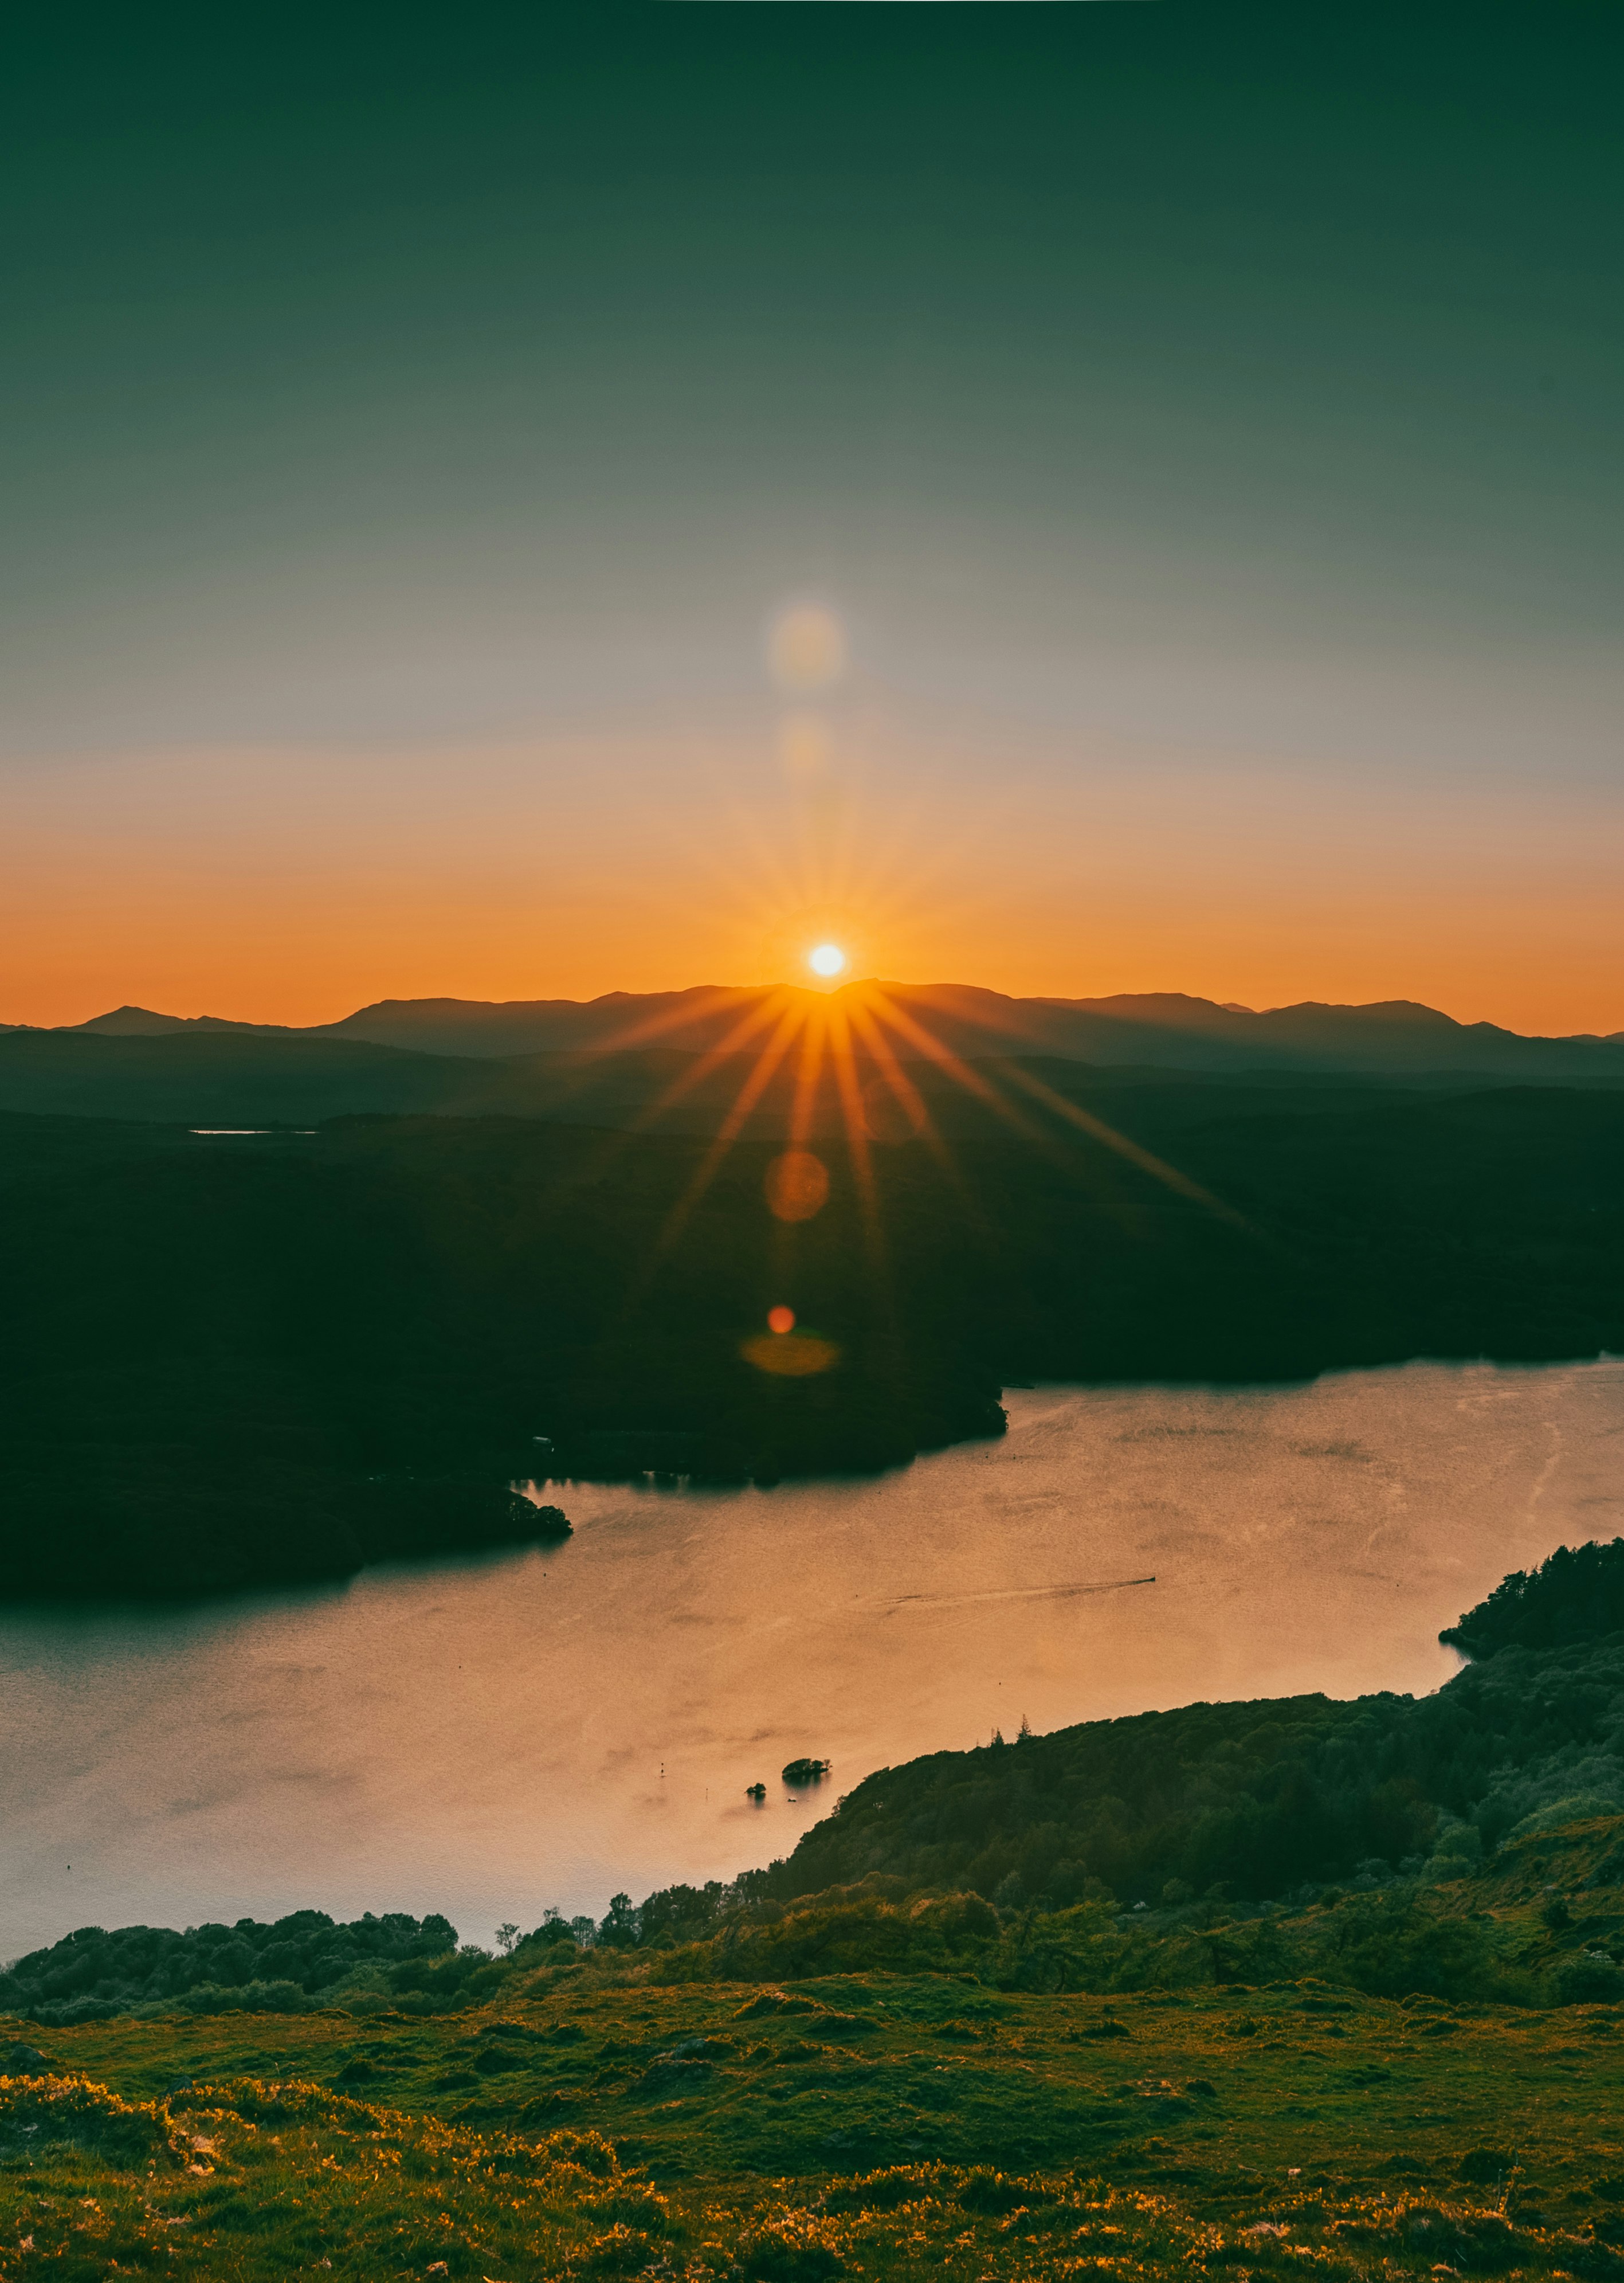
[63,1005,287,1037]
[314,984,1624,1079]
[995,990,1624,1077]
[312,988,776,1057]
[17,986,1624,1088]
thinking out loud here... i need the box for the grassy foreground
[6,1952,1624,2281]
[7,1612,1624,2275]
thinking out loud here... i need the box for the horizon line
[5,981,1623,1047]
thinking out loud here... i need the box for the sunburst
[516,805,1243,1371]
[592,982,1246,1379]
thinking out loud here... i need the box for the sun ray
[846,993,1051,1297]
[590,981,776,1056]
[987,1056,1248,1225]
[821,997,895,1346]
[862,985,1048,1143]
[501,981,794,1172]
[506,986,802,1230]
[841,995,958,1171]
[823,996,879,1227]
[649,998,809,1258]
[619,986,799,1133]
[401,985,778,1166]
[786,997,830,1147]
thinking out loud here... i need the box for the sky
[3,5,1621,1033]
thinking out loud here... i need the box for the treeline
[0,1111,1001,1593]
[14,1824,1623,2031]
[14,1820,1623,2030]
[2,1074,1624,1594]
[0,1909,470,2027]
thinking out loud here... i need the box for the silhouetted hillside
[0,1029,723,1129]
[5,1025,1623,1138]
[1,1078,1622,1594]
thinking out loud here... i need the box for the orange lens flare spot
[767,1305,796,1334]
[768,603,846,692]
[765,1149,830,1223]
[742,1330,841,1377]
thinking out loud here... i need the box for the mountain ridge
[15,984,1624,1078]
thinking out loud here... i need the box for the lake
[3,1360,1622,1964]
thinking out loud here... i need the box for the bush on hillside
[650,1889,1002,1985]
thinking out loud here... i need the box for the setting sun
[809,943,846,978]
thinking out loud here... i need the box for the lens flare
[766,1150,829,1223]
[767,1305,796,1334]
[768,603,846,692]
[809,943,845,977]
[743,1327,841,1376]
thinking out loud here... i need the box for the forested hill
[756,1631,1624,1916]
[1,1077,1622,1595]
[628,1546,1624,1956]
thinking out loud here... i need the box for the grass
[5,1830,1624,2277]
[5,1973,1623,2279]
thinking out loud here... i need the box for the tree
[597,1894,640,1949]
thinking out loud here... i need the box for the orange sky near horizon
[5,715,1622,1039]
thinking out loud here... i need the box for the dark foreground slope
[1,1079,1622,1594]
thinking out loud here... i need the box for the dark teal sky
[3,5,1622,1025]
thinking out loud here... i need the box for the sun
[808,943,846,978]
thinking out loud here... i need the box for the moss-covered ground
[5,1828,1623,2278]
[5,1971,1623,2278]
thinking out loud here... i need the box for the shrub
[1555,1952,1624,2004]
[175,1978,308,2016]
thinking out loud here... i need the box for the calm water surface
[3,1362,1622,1961]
